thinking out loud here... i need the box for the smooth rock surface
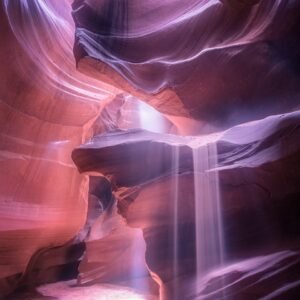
[73,0,300,128]
[0,2,108,297]
[72,111,300,298]
[2,0,300,299]
[77,176,158,296]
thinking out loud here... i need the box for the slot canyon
[1,0,300,299]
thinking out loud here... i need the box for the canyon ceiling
[1,0,300,299]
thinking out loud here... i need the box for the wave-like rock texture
[2,0,300,299]
[77,176,158,296]
[73,0,300,128]
[72,111,300,299]
[0,1,176,294]
[0,4,105,297]
[162,250,300,300]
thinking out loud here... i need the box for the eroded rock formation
[0,6,92,297]
[72,111,300,298]
[73,0,300,129]
[1,0,300,299]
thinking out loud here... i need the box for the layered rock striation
[73,0,300,129]
[2,0,300,299]
[73,111,300,298]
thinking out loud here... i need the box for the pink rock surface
[72,111,300,298]
[0,1,176,296]
[2,0,300,299]
[0,2,108,296]
[161,250,300,300]
[8,280,157,300]
[77,176,158,296]
[73,0,300,128]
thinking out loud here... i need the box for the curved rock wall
[72,111,300,298]
[2,0,300,299]
[0,2,109,297]
[73,0,300,129]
